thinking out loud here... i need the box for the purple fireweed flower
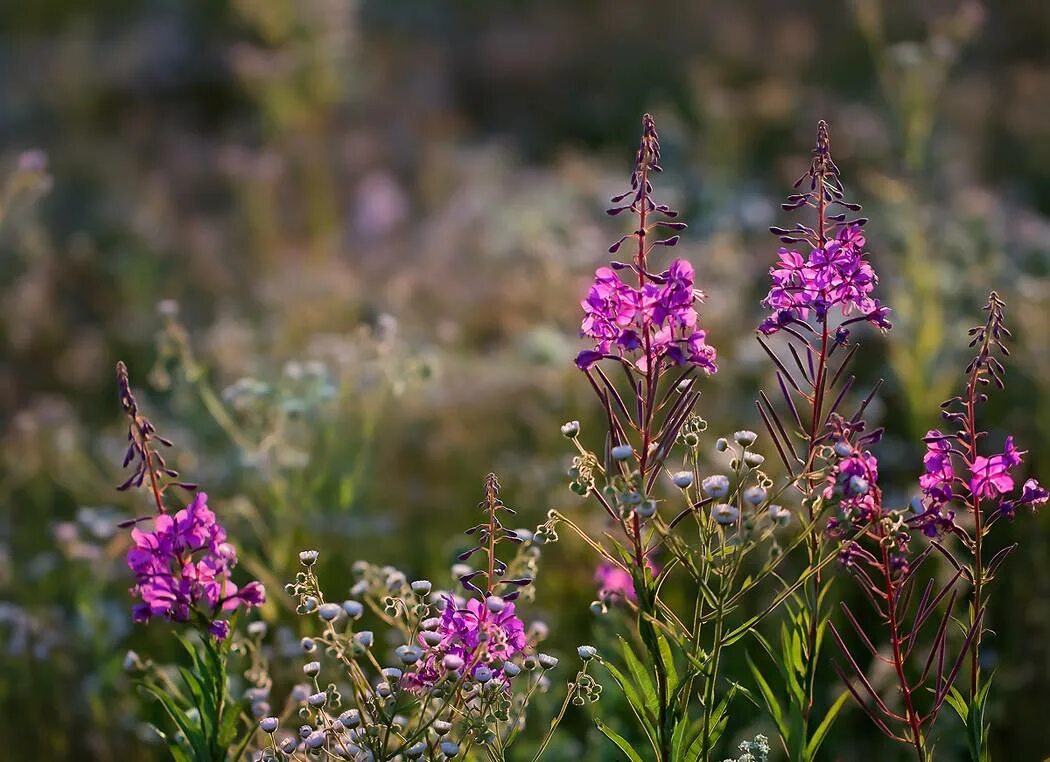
[909,504,960,539]
[1019,478,1049,507]
[919,430,955,503]
[577,259,717,373]
[126,492,265,639]
[758,224,890,335]
[404,595,526,690]
[969,436,1023,499]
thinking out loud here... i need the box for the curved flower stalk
[825,420,975,762]
[913,293,1047,761]
[750,121,890,762]
[114,361,266,760]
[264,475,595,761]
[565,115,821,761]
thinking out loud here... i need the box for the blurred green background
[1,0,1048,759]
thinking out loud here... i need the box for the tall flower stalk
[915,293,1047,760]
[751,121,890,761]
[114,362,265,760]
[566,115,814,761]
[826,418,973,762]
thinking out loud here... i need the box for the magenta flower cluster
[127,492,265,640]
[824,442,881,525]
[919,430,1047,522]
[576,259,717,373]
[759,224,890,335]
[404,595,526,689]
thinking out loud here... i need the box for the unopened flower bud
[528,621,549,641]
[440,740,460,757]
[260,717,279,733]
[318,603,342,621]
[301,637,316,653]
[849,476,869,495]
[743,486,767,505]
[397,646,422,665]
[702,475,730,499]
[502,661,521,677]
[486,595,505,613]
[443,654,464,671]
[715,437,729,452]
[303,661,320,677]
[611,444,634,461]
[406,742,427,758]
[339,709,361,729]
[672,471,694,488]
[743,452,765,467]
[635,500,657,519]
[768,504,791,527]
[560,420,580,438]
[307,692,326,707]
[354,631,374,648]
[537,653,559,670]
[734,430,758,446]
[474,666,493,683]
[123,650,143,672]
[577,645,597,661]
[432,720,452,735]
[711,503,740,525]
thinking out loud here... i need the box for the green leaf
[600,659,658,733]
[141,684,209,762]
[944,686,968,724]
[657,634,678,697]
[149,725,192,762]
[746,653,786,739]
[595,719,645,762]
[805,690,849,759]
[619,637,659,720]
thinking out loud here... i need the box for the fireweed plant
[115,361,266,760]
[745,120,891,762]
[109,117,1046,761]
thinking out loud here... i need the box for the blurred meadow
[1,0,1049,758]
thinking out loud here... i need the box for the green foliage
[138,634,251,762]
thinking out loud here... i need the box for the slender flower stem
[965,375,983,700]
[879,542,927,762]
